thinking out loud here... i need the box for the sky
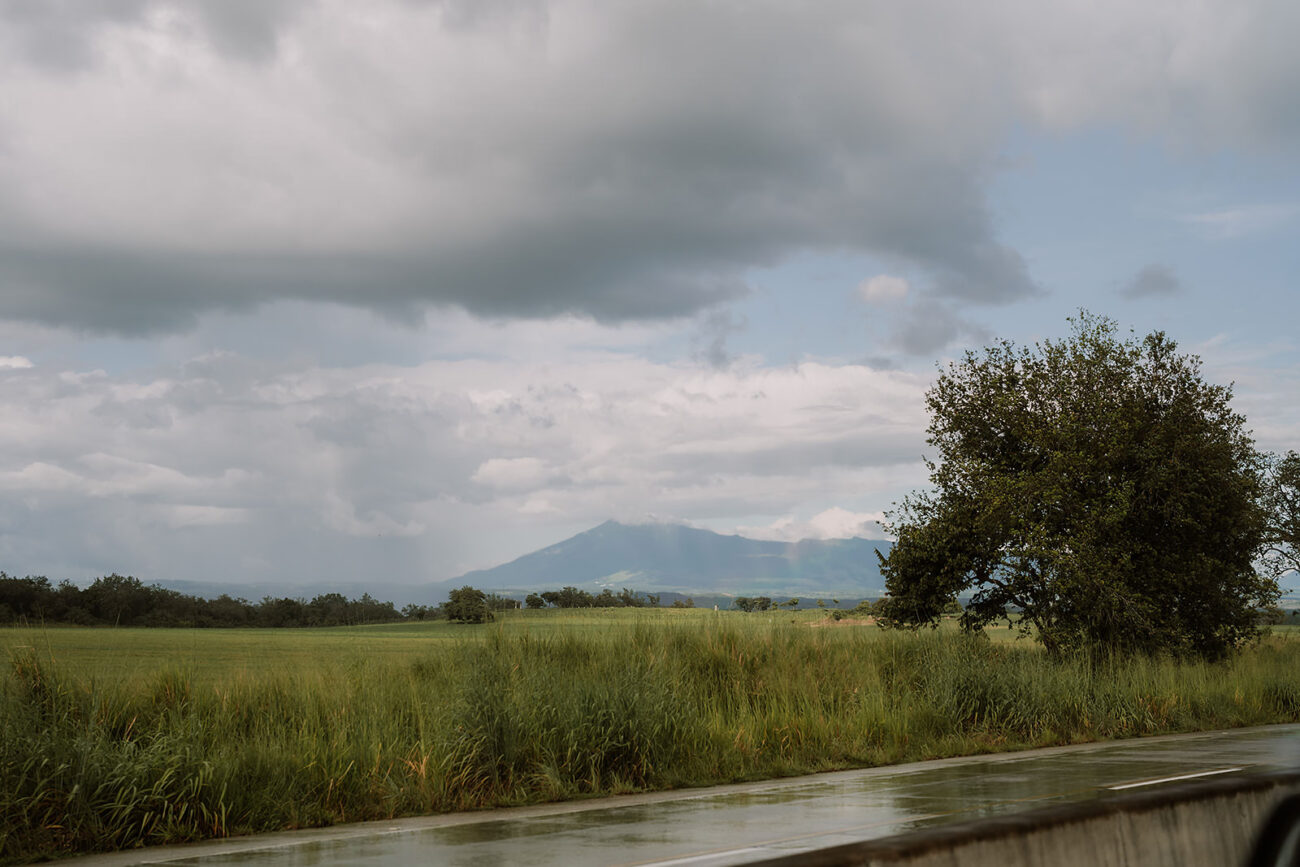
[0,0,1297,587]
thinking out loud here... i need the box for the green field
[4,609,1300,863]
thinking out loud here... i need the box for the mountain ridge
[446,519,892,597]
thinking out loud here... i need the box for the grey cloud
[0,1,1040,333]
[12,1,1295,336]
[0,0,303,69]
[195,0,306,62]
[657,434,922,479]
[0,244,748,336]
[0,0,149,71]
[890,299,989,356]
[1121,264,1182,299]
[422,0,548,31]
[691,309,746,370]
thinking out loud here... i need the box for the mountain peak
[453,519,892,597]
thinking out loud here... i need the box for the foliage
[535,586,656,608]
[0,573,410,628]
[525,593,546,609]
[851,598,888,618]
[1262,450,1300,579]
[445,586,494,624]
[879,313,1276,659]
[5,616,1300,862]
[402,603,438,621]
[732,596,774,612]
[485,593,521,612]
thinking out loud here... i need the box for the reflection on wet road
[73,724,1300,866]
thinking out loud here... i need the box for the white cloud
[0,350,932,582]
[0,356,34,369]
[735,507,889,542]
[858,275,910,305]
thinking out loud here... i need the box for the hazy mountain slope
[449,520,891,597]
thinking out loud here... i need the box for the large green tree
[445,586,493,624]
[1262,450,1300,579]
[879,313,1276,659]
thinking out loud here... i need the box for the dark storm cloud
[0,247,747,335]
[11,0,1296,336]
[0,1,1044,334]
[1121,264,1183,299]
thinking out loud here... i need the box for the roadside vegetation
[4,610,1300,863]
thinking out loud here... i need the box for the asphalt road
[70,724,1300,866]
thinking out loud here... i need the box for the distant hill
[153,579,436,608]
[446,520,892,598]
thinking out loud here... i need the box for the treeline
[523,587,663,608]
[732,595,879,612]
[0,573,421,628]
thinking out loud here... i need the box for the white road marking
[638,848,769,866]
[1106,767,1244,791]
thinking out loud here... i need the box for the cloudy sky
[1,0,1297,587]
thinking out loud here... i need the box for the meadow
[4,608,1300,863]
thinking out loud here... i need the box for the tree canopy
[1262,450,1300,580]
[445,586,493,624]
[878,313,1276,659]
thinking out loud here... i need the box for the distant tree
[308,592,349,626]
[733,596,754,612]
[445,586,493,624]
[851,599,880,617]
[402,603,436,621]
[258,596,307,628]
[1262,450,1300,580]
[618,588,647,607]
[879,313,1275,659]
[0,574,54,621]
[82,574,156,626]
[753,596,773,612]
[1258,606,1287,626]
[671,597,695,608]
[546,586,595,608]
[525,593,546,609]
[54,580,92,624]
[781,597,800,609]
[646,593,661,607]
[485,593,520,611]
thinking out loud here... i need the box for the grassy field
[3,609,1299,863]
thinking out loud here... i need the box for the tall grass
[4,620,1299,863]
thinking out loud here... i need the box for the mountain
[447,520,892,598]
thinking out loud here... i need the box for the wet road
[73,724,1300,866]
